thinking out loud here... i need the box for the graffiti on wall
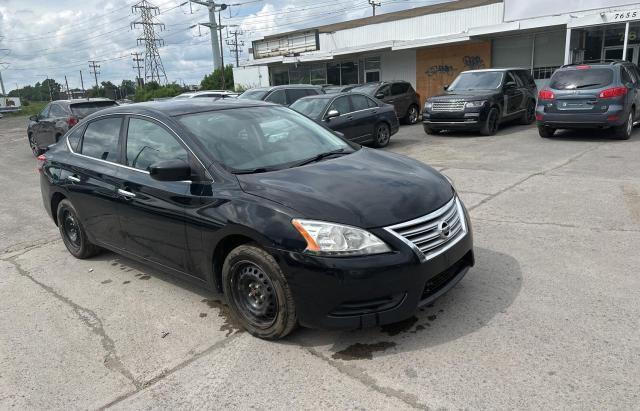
[463,55,485,70]
[426,64,456,77]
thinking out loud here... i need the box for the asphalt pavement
[1,115,639,409]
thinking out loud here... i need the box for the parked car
[174,90,239,99]
[322,84,359,94]
[351,81,421,125]
[38,99,474,340]
[422,68,538,136]
[238,85,323,106]
[536,61,640,140]
[290,92,399,147]
[27,98,118,156]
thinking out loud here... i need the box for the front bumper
[268,212,474,329]
[422,108,488,130]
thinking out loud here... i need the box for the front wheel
[222,245,297,340]
[404,105,419,125]
[56,199,101,259]
[480,108,500,136]
[423,124,439,135]
[538,125,556,138]
[373,123,391,148]
[612,111,633,140]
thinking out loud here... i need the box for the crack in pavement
[304,346,430,410]
[0,237,61,260]
[99,333,242,409]
[473,217,640,233]
[469,143,605,212]
[4,252,141,391]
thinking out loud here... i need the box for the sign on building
[504,0,640,21]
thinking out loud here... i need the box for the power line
[131,0,168,84]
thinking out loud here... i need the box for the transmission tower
[131,0,168,84]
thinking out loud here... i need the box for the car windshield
[290,98,331,118]
[448,72,504,91]
[238,89,268,100]
[351,84,379,95]
[178,106,353,173]
[549,68,614,90]
[70,101,118,117]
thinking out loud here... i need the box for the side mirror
[325,109,340,120]
[149,159,191,182]
[29,115,39,122]
[443,85,449,91]
[375,92,385,99]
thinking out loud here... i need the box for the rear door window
[286,89,310,104]
[549,68,614,90]
[390,83,409,95]
[622,66,637,85]
[67,125,85,152]
[81,117,122,162]
[49,104,67,117]
[350,94,371,112]
[70,101,118,118]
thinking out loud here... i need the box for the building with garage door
[234,0,640,105]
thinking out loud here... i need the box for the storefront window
[340,61,359,85]
[271,66,289,85]
[364,57,381,83]
[309,64,327,85]
[327,63,340,85]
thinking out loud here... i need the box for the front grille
[385,197,467,262]
[432,100,465,112]
[421,255,469,301]
[329,294,405,317]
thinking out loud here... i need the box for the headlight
[292,219,391,256]
[465,100,486,108]
[424,101,433,110]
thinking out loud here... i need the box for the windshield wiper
[232,167,273,175]
[290,148,349,168]
[573,83,602,89]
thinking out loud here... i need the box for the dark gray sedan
[290,92,399,147]
[27,98,117,155]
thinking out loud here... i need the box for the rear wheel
[56,199,101,259]
[222,244,297,340]
[404,105,419,125]
[28,134,44,156]
[521,100,536,125]
[480,108,500,136]
[613,111,633,140]
[538,125,556,138]
[373,123,391,148]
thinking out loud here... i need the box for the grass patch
[3,101,48,118]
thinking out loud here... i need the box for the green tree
[121,80,136,97]
[200,65,234,90]
[132,81,186,102]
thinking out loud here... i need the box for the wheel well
[50,192,66,226]
[212,234,254,293]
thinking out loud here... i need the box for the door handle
[67,175,80,183]
[117,188,136,199]
[347,116,353,120]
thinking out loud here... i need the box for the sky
[0,0,445,91]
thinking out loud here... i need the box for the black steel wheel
[480,108,500,136]
[222,244,297,339]
[373,123,391,148]
[56,199,100,259]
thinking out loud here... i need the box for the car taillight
[37,154,46,173]
[538,89,555,100]
[599,87,627,99]
[576,65,591,70]
[67,116,78,127]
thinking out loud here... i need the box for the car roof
[246,84,323,92]
[292,92,370,103]
[82,98,275,120]
[53,98,115,105]
[460,68,528,74]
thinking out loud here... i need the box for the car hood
[429,90,498,101]
[236,148,454,228]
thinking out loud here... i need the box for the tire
[28,133,44,157]
[521,100,536,125]
[480,107,500,136]
[538,125,556,138]
[222,244,297,340]
[423,124,439,135]
[373,122,391,148]
[613,111,633,140]
[56,199,101,259]
[404,105,419,125]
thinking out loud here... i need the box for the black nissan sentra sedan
[38,99,474,339]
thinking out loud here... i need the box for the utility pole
[226,29,244,67]
[217,6,228,90]
[190,1,222,70]
[0,70,5,96]
[79,70,86,97]
[368,0,381,16]
[64,75,70,99]
[132,52,144,87]
[88,60,100,90]
[131,0,168,84]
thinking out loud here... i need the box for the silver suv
[536,61,640,140]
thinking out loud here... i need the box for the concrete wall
[416,40,492,105]
[232,66,270,90]
[380,49,417,88]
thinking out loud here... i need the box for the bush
[133,82,186,102]
[201,65,234,90]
